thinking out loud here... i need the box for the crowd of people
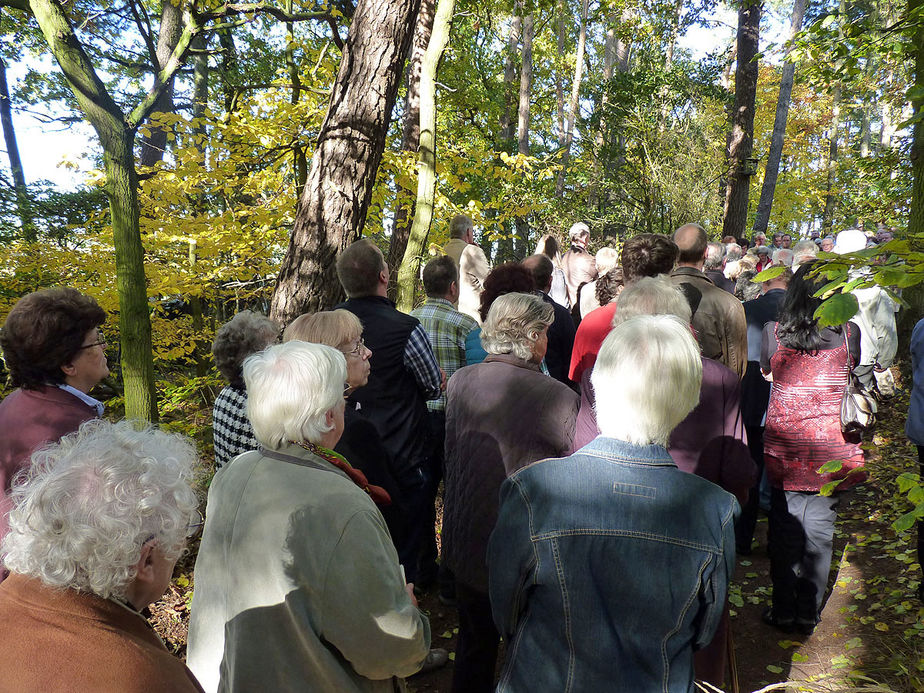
[0,217,918,693]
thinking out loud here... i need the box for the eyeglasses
[140,508,205,546]
[79,332,107,349]
[344,338,366,357]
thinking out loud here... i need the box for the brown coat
[0,574,203,692]
[442,354,578,592]
[0,386,98,573]
[560,245,597,309]
[670,266,748,379]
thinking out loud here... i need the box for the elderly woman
[464,263,535,366]
[283,310,405,543]
[0,288,108,577]
[211,310,278,469]
[187,341,431,693]
[0,420,203,691]
[488,316,738,693]
[443,292,579,693]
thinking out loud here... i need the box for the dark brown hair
[422,255,458,297]
[478,263,535,323]
[621,234,679,284]
[1,288,107,389]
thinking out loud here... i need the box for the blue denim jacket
[487,436,739,693]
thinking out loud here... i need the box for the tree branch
[128,0,159,69]
[0,0,29,11]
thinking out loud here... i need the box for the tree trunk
[752,0,807,236]
[821,89,841,233]
[27,0,160,421]
[908,0,924,236]
[386,0,435,296]
[0,51,33,241]
[498,16,520,149]
[139,0,185,168]
[658,0,684,130]
[721,0,761,240]
[286,16,308,198]
[190,32,210,377]
[269,0,422,323]
[395,0,455,312]
[555,0,588,197]
[556,1,565,142]
[513,11,533,252]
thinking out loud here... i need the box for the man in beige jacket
[443,214,491,324]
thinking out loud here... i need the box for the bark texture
[270,0,422,323]
[0,52,32,240]
[752,0,807,236]
[908,0,924,236]
[555,0,588,197]
[139,0,185,167]
[395,0,455,312]
[721,0,761,241]
[513,12,534,256]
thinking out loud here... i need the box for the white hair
[592,315,702,446]
[704,242,726,270]
[1,419,199,600]
[594,247,619,275]
[772,248,794,267]
[792,240,818,262]
[613,275,692,327]
[244,341,346,449]
[480,292,554,361]
[568,222,590,239]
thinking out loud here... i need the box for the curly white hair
[1,419,199,600]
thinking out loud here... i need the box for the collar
[345,295,396,309]
[483,352,542,372]
[671,265,709,282]
[578,435,677,466]
[425,297,455,310]
[57,384,104,416]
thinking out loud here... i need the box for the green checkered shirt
[411,297,478,412]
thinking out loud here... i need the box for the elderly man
[488,315,738,693]
[0,420,203,691]
[521,253,576,386]
[560,221,598,309]
[671,223,748,378]
[443,214,491,323]
[188,342,433,692]
[335,239,443,583]
[704,241,735,293]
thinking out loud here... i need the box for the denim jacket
[487,436,739,693]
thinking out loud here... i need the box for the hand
[405,582,418,608]
[439,368,447,392]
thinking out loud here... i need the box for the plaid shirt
[212,384,258,469]
[411,297,478,411]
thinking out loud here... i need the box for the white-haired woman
[0,419,203,691]
[187,342,431,693]
[283,310,406,544]
[443,292,578,693]
[211,310,278,469]
[488,316,739,693]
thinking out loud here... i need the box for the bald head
[673,223,708,267]
[522,254,554,293]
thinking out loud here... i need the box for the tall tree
[722,0,762,240]
[555,0,589,196]
[395,0,455,311]
[752,0,808,236]
[513,10,534,254]
[386,0,436,295]
[0,51,32,240]
[908,0,924,236]
[270,0,423,322]
[822,0,846,234]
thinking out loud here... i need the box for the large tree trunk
[821,89,841,233]
[721,0,761,240]
[556,1,565,143]
[752,0,807,236]
[512,11,533,256]
[498,17,520,150]
[270,0,422,323]
[395,0,455,312]
[27,0,161,421]
[555,0,588,197]
[138,0,184,167]
[386,0,435,296]
[0,51,33,241]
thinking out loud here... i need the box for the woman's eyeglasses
[345,338,365,357]
[79,332,107,349]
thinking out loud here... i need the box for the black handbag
[839,329,877,434]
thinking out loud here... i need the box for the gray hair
[212,311,279,389]
[704,242,726,270]
[725,243,743,262]
[771,248,794,267]
[480,292,554,361]
[450,214,473,239]
[613,276,692,327]
[792,240,818,268]
[568,222,590,240]
[244,341,346,449]
[1,420,198,600]
[592,315,702,446]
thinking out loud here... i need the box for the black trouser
[736,424,766,553]
[768,488,842,623]
[451,582,500,693]
[918,446,923,598]
[418,410,447,589]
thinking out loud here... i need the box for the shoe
[417,648,449,674]
[761,607,795,632]
[794,618,818,636]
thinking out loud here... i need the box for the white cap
[568,222,590,239]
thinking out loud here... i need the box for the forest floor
[151,386,924,693]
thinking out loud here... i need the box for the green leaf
[892,511,919,533]
[845,637,863,650]
[754,265,786,282]
[818,459,846,474]
[896,472,921,494]
[766,664,784,674]
[814,292,859,328]
[792,653,809,663]
[820,480,844,496]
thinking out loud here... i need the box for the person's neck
[677,261,704,271]
[64,375,95,394]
